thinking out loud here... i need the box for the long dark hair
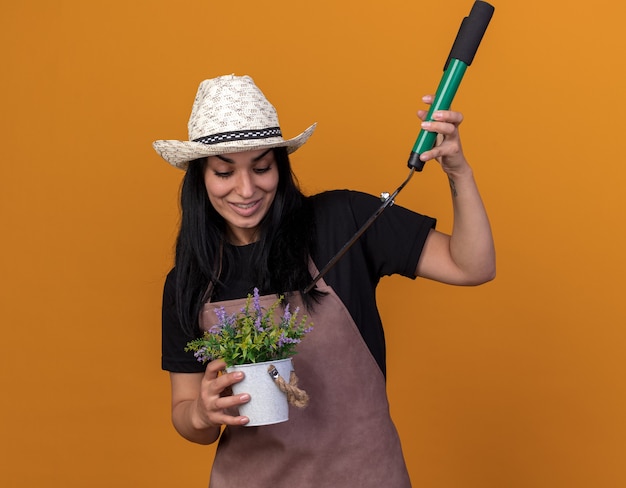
[174,147,320,336]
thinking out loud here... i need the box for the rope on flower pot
[268,364,309,408]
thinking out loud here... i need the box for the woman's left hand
[417,94,469,176]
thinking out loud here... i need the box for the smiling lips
[229,199,262,216]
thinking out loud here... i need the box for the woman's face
[204,148,279,245]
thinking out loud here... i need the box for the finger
[206,369,246,397]
[420,139,462,162]
[215,391,251,410]
[420,120,457,137]
[419,147,441,162]
[417,109,428,121]
[211,412,250,426]
[431,110,464,125]
[204,359,227,379]
[421,94,435,104]
[210,393,251,426]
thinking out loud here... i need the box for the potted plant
[185,288,313,426]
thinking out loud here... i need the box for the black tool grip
[444,1,495,70]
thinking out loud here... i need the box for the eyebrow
[216,148,273,164]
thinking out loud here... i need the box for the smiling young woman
[153,74,494,488]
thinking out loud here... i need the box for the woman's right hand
[193,359,250,429]
[170,359,250,444]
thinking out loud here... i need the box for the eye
[213,170,233,179]
[253,166,272,175]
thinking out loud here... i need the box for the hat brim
[153,123,316,170]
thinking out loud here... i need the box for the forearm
[172,399,222,445]
[447,164,495,283]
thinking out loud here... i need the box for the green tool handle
[407,59,467,171]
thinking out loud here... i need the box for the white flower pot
[226,357,293,426]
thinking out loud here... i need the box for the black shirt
[161,190,436,376]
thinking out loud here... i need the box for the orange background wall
[2,1,625,487]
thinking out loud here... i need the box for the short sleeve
[161,268,206,373]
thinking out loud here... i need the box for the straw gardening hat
[153,74,316,169]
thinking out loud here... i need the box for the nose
[235,170,255,198]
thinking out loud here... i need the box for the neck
[227,228,259,246]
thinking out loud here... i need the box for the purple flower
[193,346,212,363]
[282,304,291,323]
[254,315,264,332]
[277,332,301,348]
[253,287,262,315]
[214,306,227,325]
